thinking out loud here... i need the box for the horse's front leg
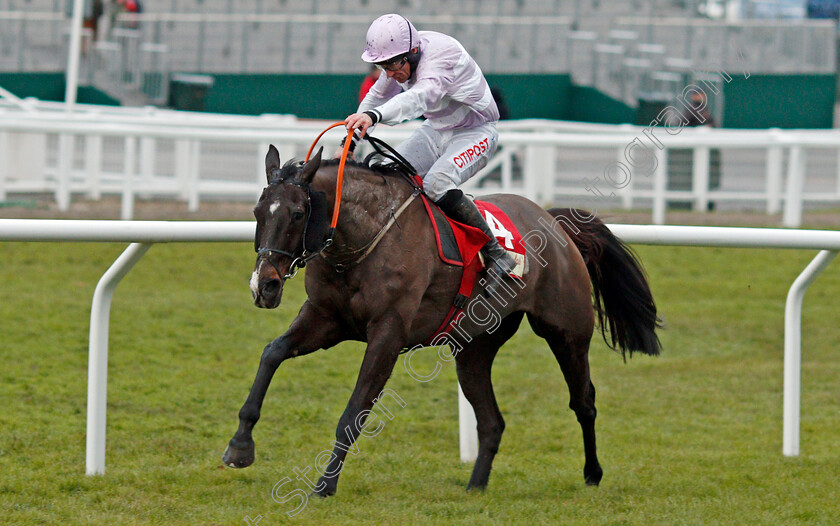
[223,300,342,468]
[312,319,407,497]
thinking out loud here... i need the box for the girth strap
[421,254,483,348]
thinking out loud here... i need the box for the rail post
[86,242,153,475]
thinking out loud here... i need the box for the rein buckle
[283,257,303,280]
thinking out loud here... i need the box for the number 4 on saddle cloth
[474,201,527,277]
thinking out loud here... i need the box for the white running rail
[2,103,840,227]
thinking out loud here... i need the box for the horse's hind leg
[530,316,603,486]
[455,311,524,491]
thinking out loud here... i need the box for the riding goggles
[376,54,408,72]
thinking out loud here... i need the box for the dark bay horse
[223,145,661,496]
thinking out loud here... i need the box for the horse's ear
[265,144,281,183]
[297,146,322,185]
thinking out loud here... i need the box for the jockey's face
[377,54,412,83]
[385,60,411,83]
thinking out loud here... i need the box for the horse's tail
[548,208,662,358]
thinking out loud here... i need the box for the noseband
[255,182,333,282]
[256,247,305,282]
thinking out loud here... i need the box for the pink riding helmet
[361,14,419,63]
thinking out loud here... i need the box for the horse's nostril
[261,278,281,296]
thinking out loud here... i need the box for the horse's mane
[273,159,306,182]
[323,157,413,179]
[275,156,413,183]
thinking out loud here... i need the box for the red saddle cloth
[419,194,527,277]
[474,200,527,278]
[417,187,527,346]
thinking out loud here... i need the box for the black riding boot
[435,189,516,296]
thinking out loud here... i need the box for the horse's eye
[292,211,305,221]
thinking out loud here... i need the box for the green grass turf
[1,241,839,525]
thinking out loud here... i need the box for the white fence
[2,101,840,227]
[0,219,837,473]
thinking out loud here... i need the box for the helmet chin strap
[407,47,420,77]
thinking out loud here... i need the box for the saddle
[414,177,528,346]
[422,195,527,276]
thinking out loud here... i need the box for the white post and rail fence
[2,103,840,227]
[0,219,836,474]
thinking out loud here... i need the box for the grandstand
[0,1,837,119]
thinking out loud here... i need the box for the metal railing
[0,11,68,71]
[615,16,837,74]
[104,12,574,74]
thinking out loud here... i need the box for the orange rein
[305,121,355,230]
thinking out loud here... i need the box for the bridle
[254,123,353,283]
[255,181,332,282]
[255,248,306,282]
[254,122,420,282]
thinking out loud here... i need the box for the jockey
[339,13,515,294]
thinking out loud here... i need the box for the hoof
[584,464,603,486]
[311,476,336,498]
[311,488,335,499]
[466,475,489,492]
[222,438,255,468]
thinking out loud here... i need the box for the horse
[222,144,662,496]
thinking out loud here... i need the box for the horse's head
[250,144,330,308]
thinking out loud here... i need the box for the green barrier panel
[77,86,120,106]
[2,71,833,129]
[0,73,65,102]
[0,73,120,106]
[186,73,573,120]
[722,74,836,129]
[200,74,364,118]
[567,85,635,125]
[485,74,572,120]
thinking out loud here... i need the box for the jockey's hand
[333,146,355,160]
[345,112,374,138]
